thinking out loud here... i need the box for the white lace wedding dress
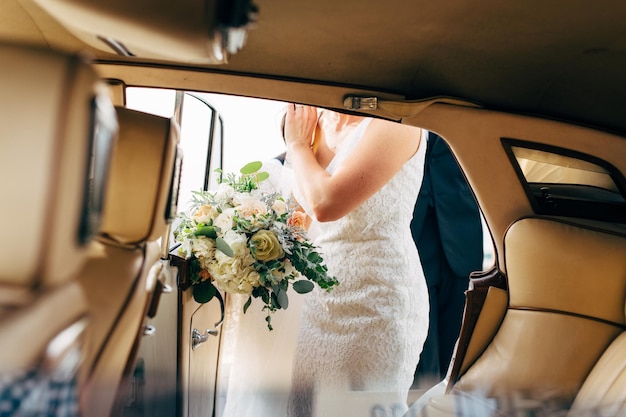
[218,158,303,417]
[288,120,430,417]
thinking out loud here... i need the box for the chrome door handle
[191,328,218,350]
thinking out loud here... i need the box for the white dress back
[288,120,429,416]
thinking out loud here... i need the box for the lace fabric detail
[288,125,430,416]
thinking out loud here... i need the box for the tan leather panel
[0,286,36,308]
[35,0,228,63]
[78,104,179,414]
[456,310,621,404]
[568,332,626,416]
[460,287,508,375]
[0,282,87,371]
[100,107,180,244]
[79,241,160,417]
[505,218,626,325]
[0,43,112,286]
[78,241,146,376]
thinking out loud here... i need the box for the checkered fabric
[0,369,78,417]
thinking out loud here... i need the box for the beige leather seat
[78,106,181,417]
[413,217,626,416]
[0,43,116,414]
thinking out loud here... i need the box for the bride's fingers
[285,104,317,146]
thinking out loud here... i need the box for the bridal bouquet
[173,161,338,330]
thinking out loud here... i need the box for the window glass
[177,93,217,210]
[506,141,626,222]
[125,88,287,210]
[513,147,619,194]
[193,93,287,175]
[126,87,176,118]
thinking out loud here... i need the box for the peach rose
[198,269,212,282]
[287,211,308,230]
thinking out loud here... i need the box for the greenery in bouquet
[173,161,338,330]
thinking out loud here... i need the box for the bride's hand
[284,104,317,151]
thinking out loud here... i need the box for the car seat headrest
[99,106,181,245]
[0,43,117,291]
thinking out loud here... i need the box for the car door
[119,89,226,417]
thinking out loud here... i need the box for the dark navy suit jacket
[411,133,483,279]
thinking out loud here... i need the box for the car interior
[1,1,625,416]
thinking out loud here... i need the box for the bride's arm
[285,105,423,222]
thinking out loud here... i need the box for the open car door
[118,90,227,417]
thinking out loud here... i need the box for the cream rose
[272,199,288,215]
[192,204,219,224]
[250,230,284,261]
[235,196,268,219]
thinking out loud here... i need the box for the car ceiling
[3,0,626,136]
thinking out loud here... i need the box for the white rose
[214,208,235,232]
[214,183,235,202]
[221,230,248,257]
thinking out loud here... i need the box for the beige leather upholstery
[0,284,87,372]
[457,219,626,402]
[415,217,626,416]
[458,287,508,374]
[456,310,621,402]
[0,43,113,413]
[568,332,626,416]
[78,106,180,417]
[0,43,114,295]
[506,219,626,325]
[100,107,180,244]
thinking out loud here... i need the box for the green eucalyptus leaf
[292,280,314,294]
[192,280,217,304]
[216,237,234,257]
[243,296,252,314]
[274,287,289,309]
[270,292,280,309]
[194,226,217,238]
[256,171,270,182]
[240,161,263,174]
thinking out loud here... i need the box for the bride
[284,105,429,417]
[219,105,429,417]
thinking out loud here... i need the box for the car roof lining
[3,0,626,136]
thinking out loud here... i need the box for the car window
[127,88,287,202]
[504,139,626,223]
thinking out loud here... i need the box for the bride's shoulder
[368,118,422,136]
[365,118,423,157]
